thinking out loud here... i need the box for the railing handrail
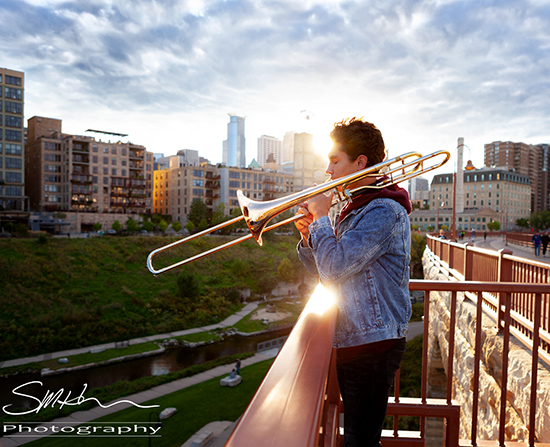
[226,279,548,447]
[225,284,339,447]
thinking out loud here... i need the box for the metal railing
[224,279,550,446]
[427,235,550,367]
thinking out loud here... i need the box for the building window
[5,130,22,141]
[5,101,22,114]
[4,87,22,100]
[193,170,204,177]
[5,144,21,155]
[5,116,21,127]
[5,75,22,86]
[111,147,117,155]
[5,171,22,183]
[103,146,109,153]
[5,158,22,169]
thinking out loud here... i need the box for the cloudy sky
[1,0,549,175]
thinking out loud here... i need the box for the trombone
[146,150,450,276]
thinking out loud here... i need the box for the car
[106,229,117,235]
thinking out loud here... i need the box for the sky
[1,0,549,179]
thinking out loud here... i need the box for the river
[0,328,290,413]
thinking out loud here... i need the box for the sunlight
[303,283,335,316]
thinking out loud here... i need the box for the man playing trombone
[295,118,412,447]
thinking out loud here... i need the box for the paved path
[0,303,259,369]
[468,236,550,265]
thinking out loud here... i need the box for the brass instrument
[147,150,450,276]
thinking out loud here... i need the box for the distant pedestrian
[532,232,542,257]
[471,229,476,243]
[236,359,241,375]
[542,232,549,258]
[484,231,487,241]
[439,229,446,239]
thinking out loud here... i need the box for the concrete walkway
[469,236,550,265]
[0,302,259,369]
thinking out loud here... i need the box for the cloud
[1,0,549,166]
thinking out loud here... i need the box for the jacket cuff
[308,216,333,249]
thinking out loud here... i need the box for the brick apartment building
[25,116,154,215]
[485,141,550,213]
[153,161,294,225]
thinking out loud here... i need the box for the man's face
[326,144,358,180]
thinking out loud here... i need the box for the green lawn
[24,359,274,447]
[232,300,304,332]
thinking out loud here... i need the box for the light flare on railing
[303,283,335,316]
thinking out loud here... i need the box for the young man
[295,118,412,447]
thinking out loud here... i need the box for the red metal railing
[427,235,550,366]
[225,280,550,446]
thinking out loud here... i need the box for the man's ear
[357,155,368,170]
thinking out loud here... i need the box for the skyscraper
[0,67,25,212]
[257,135,282,167]
[223,114,246,167]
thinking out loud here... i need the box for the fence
[427,235,550,367]
[224,280,550,447]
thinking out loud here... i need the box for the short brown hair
[330,118,386,167]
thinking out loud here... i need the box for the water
[0,328,290,413]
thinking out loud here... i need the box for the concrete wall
[422,250,550,443]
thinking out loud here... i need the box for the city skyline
[1,0,549,173]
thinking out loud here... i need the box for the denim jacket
[297,198,411,348]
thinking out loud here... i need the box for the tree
[277,258,297,283]
[530,210,550,231]
[142,220,155,232]
[516,218,529,229]
[158,219,168,233]
[126,218,138,233]
[487,220,501,231]
[176,272,201,302]
[112,220,121,232]
[187,199,209,233]
[93,222,102,231]
[211,204,227,227]
[171,221,182,232]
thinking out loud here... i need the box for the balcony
[225,240,550,447]
[70,174,92,184]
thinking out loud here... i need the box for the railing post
[463,243,473,281]
[497,248,513,333]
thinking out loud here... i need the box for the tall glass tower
[223,114,246,167]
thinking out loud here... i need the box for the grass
[0,235,304,361]
[174,331,222,344]
[24,359,274,447]
[232,300,304,333]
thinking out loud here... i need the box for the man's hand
[306,189,333,220]
[295,204,314,246]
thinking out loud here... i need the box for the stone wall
[423,250,550,443]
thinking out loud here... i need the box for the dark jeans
[336,337,407,447]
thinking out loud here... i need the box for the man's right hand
[295,204,314,246]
